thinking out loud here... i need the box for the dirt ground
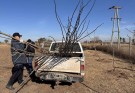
[0,44,135,93]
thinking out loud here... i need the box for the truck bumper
[35,72,84,83]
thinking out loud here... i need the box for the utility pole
[109,6,121,50]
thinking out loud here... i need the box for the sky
[0,0,135,42]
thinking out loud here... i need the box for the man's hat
[12,32,22,37]
[27,39,32,42]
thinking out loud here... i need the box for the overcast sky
[0,0,135,42]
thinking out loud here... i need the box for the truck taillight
[81,65,84,70]
[81,64,85,76]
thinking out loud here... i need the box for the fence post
[127,36,132,56]
[112,46,115,70]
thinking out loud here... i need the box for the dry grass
[0,44,135,93]
[83,44,135,64]
[82,43,102,50]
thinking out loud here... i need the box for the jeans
[26,56,34,74]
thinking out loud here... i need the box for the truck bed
[37,56,81,73]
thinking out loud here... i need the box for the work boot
[18,80,24,84]
[19,80,25,86]
[6,85,15,90]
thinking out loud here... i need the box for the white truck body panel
[37,57,83,73]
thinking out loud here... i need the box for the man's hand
[20,39,24,43]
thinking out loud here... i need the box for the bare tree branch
[48,36,56,42]
[54,0,66,40]
[77,23,103,41]
[77,20,90,39]
[68,0,81,32]
[77,0,96,33]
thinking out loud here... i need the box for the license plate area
[46,73,67,80]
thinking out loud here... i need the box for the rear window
[50,42,81,52]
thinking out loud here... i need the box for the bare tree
[38,38,46,44]
[4,39,8,44]
[54,0,102,56]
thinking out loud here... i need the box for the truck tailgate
[37,56,81,73]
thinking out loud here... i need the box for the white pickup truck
[34,41,85,83]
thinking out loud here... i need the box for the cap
[27,39,32,42]
[12,32,22,37]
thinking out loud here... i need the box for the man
[25,39,35,74]
[6,32,27,90]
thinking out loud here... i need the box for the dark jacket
[26,41,35,57]
[11,39,27,65]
